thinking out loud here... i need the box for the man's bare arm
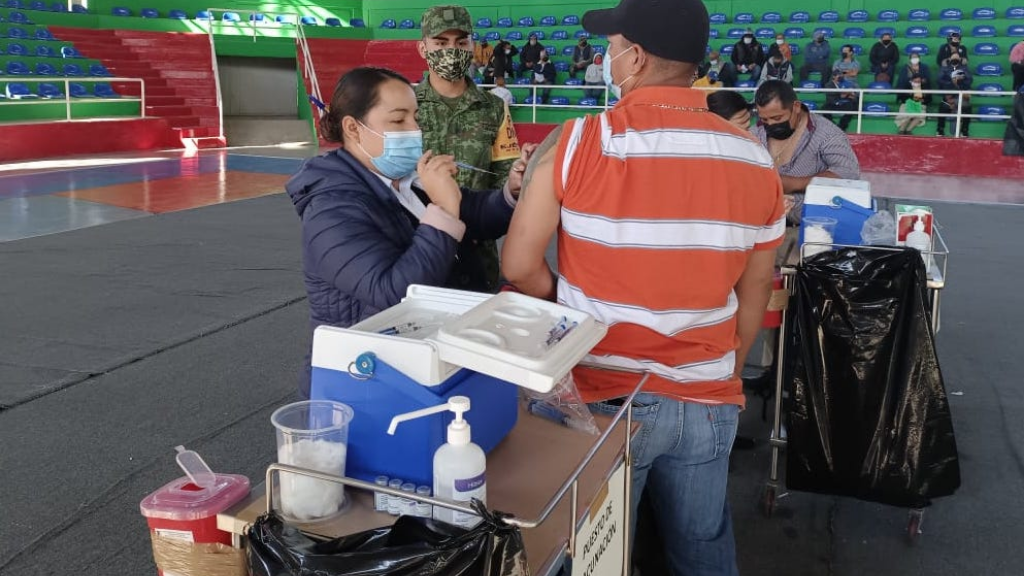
[733,249,776,378]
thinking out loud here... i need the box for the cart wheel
[906,509,923,543]
[762,486,776,518]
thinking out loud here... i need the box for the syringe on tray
[545,316,578,347]
[378,322,421,336]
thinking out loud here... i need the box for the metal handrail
[0,77,145,121]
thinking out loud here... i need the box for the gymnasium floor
[1,144,1023,575]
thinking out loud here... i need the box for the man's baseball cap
[582,0,710,64]
[421,5,473,37]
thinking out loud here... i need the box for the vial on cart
[373,475,389,513]
[415,486,432,518]
[386,479,403,515]
[401,482,416,516]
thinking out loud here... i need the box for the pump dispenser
[388,396,486,527]
[905,216,932,271]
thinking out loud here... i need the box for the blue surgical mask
[602,45,636,99]
[358,122,422,179]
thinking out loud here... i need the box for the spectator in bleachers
[869,32,899,83]
[699,50,737,87]
[896,54,934,106]
[937,32,968,68]
[767,33,792,63]
[584,53,605,98]
[1010,39,1024,92]
[471,39,492,79]
[752,80,861,221]
[707,89,753,131]
[519,33,543,79]
[570,37,595,79]
[487,40,518,86]
[731,30,765,81]
[759,53,794,86]
[1005,87,1024,155]
[832,45,862,87]
[800,31,832,83]
[532,50,556,103]
[937,54,973,136]
[823,68,858,131]
[895,75,929,135]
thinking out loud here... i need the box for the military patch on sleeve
[491,102,522,161]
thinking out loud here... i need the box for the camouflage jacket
[415,77,521,291]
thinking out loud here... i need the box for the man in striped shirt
[501,0,783,574]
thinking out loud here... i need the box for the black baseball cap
[582,0,710,64]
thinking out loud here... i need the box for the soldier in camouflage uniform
[416,4,522,292]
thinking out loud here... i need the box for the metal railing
[0,77,145,122]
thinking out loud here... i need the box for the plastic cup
[271,400,354,522]
[802,216,838,256]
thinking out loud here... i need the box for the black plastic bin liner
[786,247,960,508]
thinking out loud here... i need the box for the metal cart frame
[762,226,950,542]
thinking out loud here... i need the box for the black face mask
[765,119,796,140]
[882,39,891,45]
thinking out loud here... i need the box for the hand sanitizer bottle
[387,396,486,528]
[905,216,932,272]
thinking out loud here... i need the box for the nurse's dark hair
[319,67,411,143]
[707,90,751,120]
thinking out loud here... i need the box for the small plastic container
[802,216,838,257]
[271,400,354,522]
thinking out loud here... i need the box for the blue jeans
[590,394,740,576]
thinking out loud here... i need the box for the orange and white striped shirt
[554,86,785,406]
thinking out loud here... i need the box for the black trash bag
[247,499,530,576]
[785,248,961,508]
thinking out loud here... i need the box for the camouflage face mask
[425,47,473,82]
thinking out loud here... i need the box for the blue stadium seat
[523,96,537,105]
[94,83,119,98]
[761,12,782,24]
[848,10,869,23]
[169,9,188,19]
[720,45,734,55]
[518,16,533,27]
[222,12,240,22]
[561,45,574,56]
[484,31,500,42]
[803,101,817,111]
[6,0,23,7]
[800,80,822,89]
[819,11,840,23]
[790,44,801,56]
[865,102,890,113]
[302,16,321,26]
[851,44,864,56]
[505,31,522,41]
[976,63,1002,76]
[905,43,929,55]
[579,97,598,106]
[540,16,556,27]
[140,8,158,18]
[709,29,719,39]
[111,6,131,17]
[972,25,996,37]
[972,7,996,19]
[6,82,36,98]
[379,18,395,29]
[561,15,579,26]
[710,13,728,24]
[727,28,746,39]
[844,27,866,39]
[62,63,83,75]
[978,105,1005,120]
[551,30,568,40]
[974,43,999,56]
[8,26,27,38]
[1009,7,1024,19]
[325,17,341,27]
[471,31,479,40]
[195,10,211,20]
[565,78,583,85]
[69,82,89,97]
[814,27,835,38]
[907,9,930,21]
[60,46,82,58]
[6,42,25,55]
[734,13,754,25]
[34,27,54,40]
[574,30,590,39]
[874,26,897,38]
[29,0,46,10]
[35,44,54,57]
[350,17,365,27]
[530,31,545,40]
[939,8,962,21]
[89,64,111,76]
[554,61,569,72]
[496,17,513,28]
[38,82,63,98]
[6,61,30,75]
[608,97,619,106]
[550,96,569,105]
[593,45,605,54]
[784,27,805,39]
[877,10,900,22]
[514,77,531,85]
[790,11,810,23]
[736,79,757,88]
[476,18,491,28]
[1008,25,1024,37]
[35,62,57,75]
[977,83,1005,92]
[869,81,893,90]
[755,28,775,39]
[906,26,929,38]
[51,2,66,11]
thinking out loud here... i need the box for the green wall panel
[0,99,140,122]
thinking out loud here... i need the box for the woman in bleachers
[767,33,792,63]
[584,53,605,99]
[896,53,934,106]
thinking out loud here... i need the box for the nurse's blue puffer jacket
[286,147,514,332]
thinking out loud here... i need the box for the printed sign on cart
[572,461,626,576]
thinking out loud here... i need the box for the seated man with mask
[752,80,860,221]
